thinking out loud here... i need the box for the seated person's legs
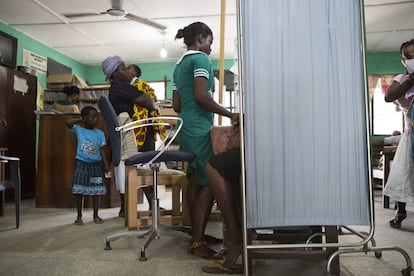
[204,149,243,272]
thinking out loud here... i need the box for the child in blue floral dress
[66,106,111,225]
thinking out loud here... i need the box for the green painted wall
[86,60,235,99]
[2,22,236,99]
[86,61,179,99]
[366,51,405,75]
[0,22,86,88]
[3,22,406,95]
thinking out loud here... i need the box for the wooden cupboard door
[6,69,37,198]
[0,66,12,148]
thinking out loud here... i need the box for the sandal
[94,217,104,224]
[74,218,84,225]
[202,261,243,274]
[389,213,407,229]
[187,241,220,260]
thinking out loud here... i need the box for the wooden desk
[36,114,119,208]
[382,145,397,208]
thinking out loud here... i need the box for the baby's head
[81,106,99,129]
[127,64,142,78]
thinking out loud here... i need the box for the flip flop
[74,218,84,225]
[202,261,243,274]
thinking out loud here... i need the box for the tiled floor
[0,189,413,276]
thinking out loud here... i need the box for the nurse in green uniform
[172,22,238,259]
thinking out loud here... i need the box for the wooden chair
[0,155,21,228]
[98,96,193,260]
[126,164,191,229]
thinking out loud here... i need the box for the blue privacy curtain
[240,0,371,228]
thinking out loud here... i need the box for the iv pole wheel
[139,250,148,261]
[104,241,112,250]
[401,267,412,276]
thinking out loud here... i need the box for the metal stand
[104,163,191,260]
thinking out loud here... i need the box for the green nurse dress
[172,50,215,186]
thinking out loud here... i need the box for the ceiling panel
[15,24,98,47]
[55,45,113,64]
[73,21,161,44]
[367,29,414,52]
[0,0,61,24]
[365,3,414,32]
[0,0,413,65]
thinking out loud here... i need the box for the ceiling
[0,0,413,66]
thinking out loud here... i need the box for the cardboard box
[46,74,88,89]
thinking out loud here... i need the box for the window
[370,75,403,135]
[147,80,166,101]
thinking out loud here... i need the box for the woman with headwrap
[101,56,159,216]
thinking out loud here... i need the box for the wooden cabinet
[36,113,119,208]
[0,65,37,199]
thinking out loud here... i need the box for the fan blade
[125,13,167,30]
[63,12,106,19]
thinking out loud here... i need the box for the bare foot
[222,242,242,268]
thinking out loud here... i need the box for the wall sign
[23,49,47,74]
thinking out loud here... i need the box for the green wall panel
[0,22,86,88]
[366,51,404,75]
[5,22,406,94]
[86,59,235,99]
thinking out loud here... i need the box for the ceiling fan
[62,0,167,31]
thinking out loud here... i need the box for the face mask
[401,53,407,67]
[405,59,414,74]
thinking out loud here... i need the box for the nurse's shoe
[389,213,407,229]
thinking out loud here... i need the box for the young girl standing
[66,106,111,225]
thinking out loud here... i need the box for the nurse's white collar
[176,50,208,64]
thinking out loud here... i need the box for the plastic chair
[0,155,21,228]
[98,96,193,261]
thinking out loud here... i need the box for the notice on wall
[23,49,47,74]
[13,75,29,95]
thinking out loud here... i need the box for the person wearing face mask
[384,39,414,229]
